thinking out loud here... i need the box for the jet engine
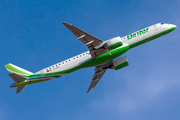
[103,36,123,50]
[110,57,129,70]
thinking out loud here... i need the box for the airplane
[5,22,177,94]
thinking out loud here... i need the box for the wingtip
[62,22,66,24]
[62,22,72,26]
[86,88,92,93]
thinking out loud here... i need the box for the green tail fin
[5,63,33,77]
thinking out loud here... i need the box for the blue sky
[0,0,180,120]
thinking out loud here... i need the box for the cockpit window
[161,23,164,25]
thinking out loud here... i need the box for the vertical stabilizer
[5,63,33,77]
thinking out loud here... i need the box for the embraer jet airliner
[5,22,176,94]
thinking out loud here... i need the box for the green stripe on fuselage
[13,27,176,87]
[16,79,51,86]
[129,27,176,49]
[28,44,130,78]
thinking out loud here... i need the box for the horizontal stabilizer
[16,85,26,94]
[8,73,27,83]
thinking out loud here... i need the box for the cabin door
[41,69,46,76]
[154,24,158,31]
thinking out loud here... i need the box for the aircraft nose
[171,24,177,29]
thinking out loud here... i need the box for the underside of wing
[86,61,112,93]
[62,22,107,58]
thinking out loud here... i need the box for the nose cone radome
[171,24,177,30]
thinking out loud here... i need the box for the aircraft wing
[62,22,107,59]
[86,61,112,93]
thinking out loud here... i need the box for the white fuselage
[35,23,176,75]
[122,23,175,46]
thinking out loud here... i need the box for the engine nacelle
[111,57,129,70]
[104,36,123,50]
